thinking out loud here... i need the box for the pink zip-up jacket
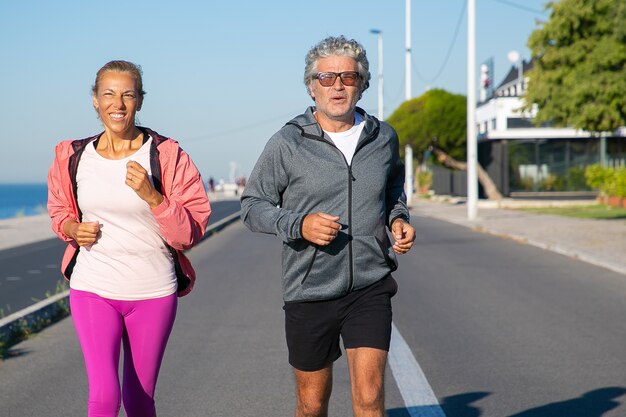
[47,127,211,297]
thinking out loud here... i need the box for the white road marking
[5,276,21,281]
[388,322,447,417]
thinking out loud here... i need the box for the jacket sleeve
[240,135,305,243]
[47,142,78,243]
[385,126,410,228]
[151,147,211,251]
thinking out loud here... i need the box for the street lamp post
[467,0,478,220]
[405,0,411,101]
[370,29,384,120]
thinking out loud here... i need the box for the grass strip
[520,204,626,220]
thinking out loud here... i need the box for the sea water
[0,184,48,219]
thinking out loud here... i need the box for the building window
[507,117,534,129]
[509,138,600,192]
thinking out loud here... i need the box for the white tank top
[71,137,176,300]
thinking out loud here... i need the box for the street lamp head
[507,50,520,63]
[370,29,382,35]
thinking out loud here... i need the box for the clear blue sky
[0,0,549,184]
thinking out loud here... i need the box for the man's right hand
[63,220,101,247]
[302,213,341,246]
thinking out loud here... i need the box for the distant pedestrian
[47,60,211,417]
[241,36,415,416]
[208,176,215,193]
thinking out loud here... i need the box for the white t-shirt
[71,137,176,300]
[323,112,365,165]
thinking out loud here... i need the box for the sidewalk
[410,197,626,276]
[0,214,55,251]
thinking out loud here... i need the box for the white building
[471,60,625,197]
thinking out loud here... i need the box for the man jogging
[241,35,415,417]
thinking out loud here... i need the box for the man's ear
[308,83,315,100]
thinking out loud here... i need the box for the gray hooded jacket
[241,107,409,303]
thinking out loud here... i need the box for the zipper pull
[349,169,356,181]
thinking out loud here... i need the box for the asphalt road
[395,214,626,416]
[0,200,241,315]
[2,215,626,416]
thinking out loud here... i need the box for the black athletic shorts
[283,275,398,372]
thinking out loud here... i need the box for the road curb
[0,211,241,351]
[0,290,70,349]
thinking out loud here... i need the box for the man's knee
[296,382,331,413]
[296,386,331,417]
[353,381,384,411]
[294,368,332,417]
[296,398,328,417]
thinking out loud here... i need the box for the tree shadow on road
[387,387,626,417]
[507,387,626,417]
[387,391,490,417]
[441,392,491,417]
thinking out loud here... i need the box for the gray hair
[304,35,371,99]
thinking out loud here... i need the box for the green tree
[387,89,466,163]
[387,89,503,200]
[524,0,626,132]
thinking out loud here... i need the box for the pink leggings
[70,289,177,417]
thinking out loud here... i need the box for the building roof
[496,60,534,90]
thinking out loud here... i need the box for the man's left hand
[391,218,415,254]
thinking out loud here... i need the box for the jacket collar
[287,106,380,143]
[70,126,169,152]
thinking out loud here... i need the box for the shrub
[585,164,626,198]
[417,170,433,193]
[616,168,626,198]
[565,166,590,190]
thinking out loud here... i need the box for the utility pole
[405,0,412,101]
[467,0,478,220]
[405,145,413,206]
[405,0,414,206]
[370,29,384,120]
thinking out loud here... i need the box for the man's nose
[332,76,345,89]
